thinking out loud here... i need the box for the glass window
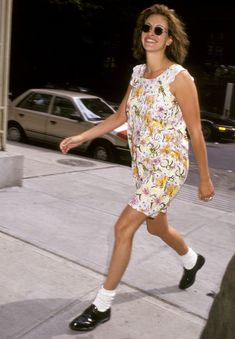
[79,98,114,121]
[52,97,78,118]
[17,92,52,113]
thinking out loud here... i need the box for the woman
[60,3,215,332]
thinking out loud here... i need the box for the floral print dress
[127,63,189,217]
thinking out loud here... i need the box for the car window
[78,98,114,121]
[52,97,79,118]
[17,92,52,113]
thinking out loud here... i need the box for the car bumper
[216,128,235,141]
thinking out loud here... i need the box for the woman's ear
[166,38,173,46]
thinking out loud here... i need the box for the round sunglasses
[142,23,168,36]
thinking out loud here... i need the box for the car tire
[7,123,25,142]
[201,122,214,141]
[91,141,116,162]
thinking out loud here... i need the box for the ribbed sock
[180,247,198,269]
[93,286,116,312]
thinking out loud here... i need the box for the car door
[46,96,92,151]
[12,91,52,141]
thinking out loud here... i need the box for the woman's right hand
[60,135,84,154]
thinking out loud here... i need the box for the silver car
[7,89,129,162]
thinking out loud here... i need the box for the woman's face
[141,14,172,54]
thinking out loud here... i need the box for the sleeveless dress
[126,63,190,217]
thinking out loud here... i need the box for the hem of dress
[128,202,167,218]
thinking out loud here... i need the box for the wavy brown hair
[133,4,189,64]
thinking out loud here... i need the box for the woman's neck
[144,56,173,78]
[145,55,171,74]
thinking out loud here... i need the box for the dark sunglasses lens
[154,26,164,35]
[142,24,150,33]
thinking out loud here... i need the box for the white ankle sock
[181,247,198,269]
[93,286,116,312]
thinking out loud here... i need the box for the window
[79,98,113,121]
[52,97,78,118]
[17,92,52,113]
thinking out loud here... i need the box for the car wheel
[92,142,116,162]
[201,123,214,141]
[7,124,24,142]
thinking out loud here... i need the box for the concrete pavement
[0,141,234,339]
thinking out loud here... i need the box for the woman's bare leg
[146,212,188,255]
[103,205,147,290]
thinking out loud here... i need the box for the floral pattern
[126,64,190,217]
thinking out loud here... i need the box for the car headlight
[215,125,235,132]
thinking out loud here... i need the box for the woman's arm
[60,85,132,154]
[171,71,215,200]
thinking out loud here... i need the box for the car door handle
[19,113,24,117]
[50,120,57,125]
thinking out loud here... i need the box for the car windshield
[78,98,114,121]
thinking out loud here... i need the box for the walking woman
[60,3,215,332]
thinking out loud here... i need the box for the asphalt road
[187,140,235,195]
[190,140,235,171]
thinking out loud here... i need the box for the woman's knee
[146,213,168,237]
[146,220,168,237]
[114,205,146,242]
[115,221,133,242]
[147,223,162,236]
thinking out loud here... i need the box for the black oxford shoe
[69,304,111,331]
[179,254,205,289]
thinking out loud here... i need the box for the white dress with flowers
[127,63,189,217]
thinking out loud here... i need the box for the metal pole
[0,0,13,151]
[222,82,234,119]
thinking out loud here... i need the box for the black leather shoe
[69,304,111,331]
[179,254,205,289]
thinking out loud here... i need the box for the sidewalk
[0,142,234,339]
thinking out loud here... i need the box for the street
[187,140,235,195]
[190,140,235,172]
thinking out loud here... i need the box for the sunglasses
[142,23,168,36]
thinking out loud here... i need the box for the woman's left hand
[198,178,215,202]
